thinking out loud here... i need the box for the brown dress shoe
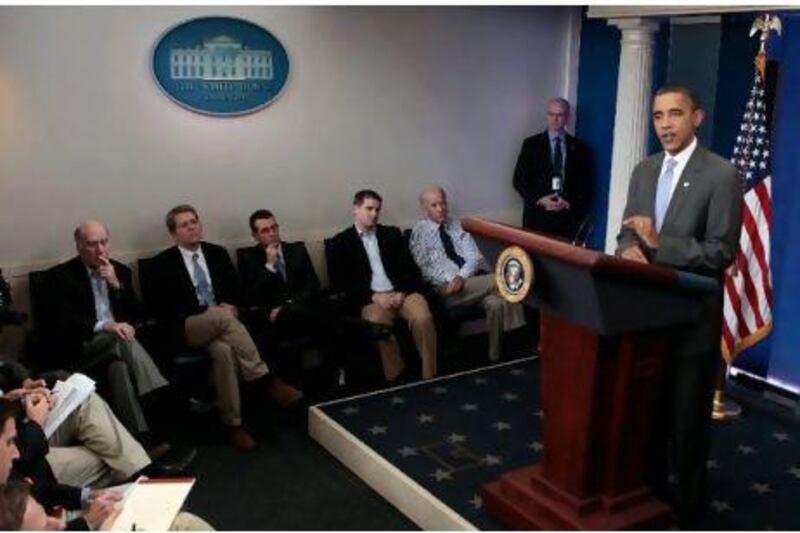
[267,377,304,407]
[227,426,256,451]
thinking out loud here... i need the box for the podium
[462,217,718,530]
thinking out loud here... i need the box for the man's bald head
[74,219,110,268]
[419,186,449,224]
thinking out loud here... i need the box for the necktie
[192,253,215,306]
[439,224,465,268]
[275,258,288,282]
[552,137,563,178]
[655,158,678,232]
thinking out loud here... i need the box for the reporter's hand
[22,378,47,390]
[84,492,121,531]
[89,488,123,502]
[98,507,122,531]
[103,321,136,341]
[25,393,51,427]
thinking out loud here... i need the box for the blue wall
[575,15,619,250]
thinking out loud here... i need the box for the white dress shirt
[87,266,114,332]
[356,225,394,292]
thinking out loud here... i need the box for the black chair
[400,228,488,360]
[322,236,422,390]
[233,246,326,392]
[136,257,213,404]
[24,268,69,373]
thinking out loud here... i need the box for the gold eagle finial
[750,14,781,79]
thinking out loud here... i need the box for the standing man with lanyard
[513,97,593,241]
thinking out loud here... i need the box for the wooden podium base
[482,465,673,530]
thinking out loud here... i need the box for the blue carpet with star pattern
[315,356,800,530]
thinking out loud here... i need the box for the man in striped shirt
[410,186,524,362]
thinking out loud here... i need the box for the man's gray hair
[73,220,109,243]
[548,97,571,113]
[418,186,447,206]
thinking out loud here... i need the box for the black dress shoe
[140,444,197,478]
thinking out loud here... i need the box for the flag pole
[713,13,780,422]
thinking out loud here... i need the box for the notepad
[43,373,96,438]
[111,478,196,531]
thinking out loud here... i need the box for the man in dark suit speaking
[616,86,742,526]
[513,97,593,240]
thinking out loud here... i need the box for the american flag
[721,66,773,362]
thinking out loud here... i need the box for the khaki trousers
[361,292,437,380]
[185,308,269,426]
[438,274,526,362]
[47,393,151,488]
[170,512,215,530]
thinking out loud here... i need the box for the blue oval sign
[152,16,290,116]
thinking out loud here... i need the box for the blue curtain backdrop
[713,11,800,393]
[575,10,800,394]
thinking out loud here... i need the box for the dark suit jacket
[616,144,742,355]
[149,242,241,350]
[327,225,423,311]
[513,131,593,238]
[615,144,743,513]
[617,145,742,279]
[239,242,321,316]
[12,419,82,511]
[48,257,141,368]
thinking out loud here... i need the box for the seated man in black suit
[49,220,176,453]
[328,190,437,380]
[149,205,302,451]
[239,210,339,385]
[512,97,593,240]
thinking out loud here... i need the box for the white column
[603,18,660,253]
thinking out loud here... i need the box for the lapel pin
[683,182,690,188]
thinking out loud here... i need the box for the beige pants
[185,307,269,426]
[438,274,526,362]
[47,393,151,488]
[170,512,215,530]
[361,292,437,380]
